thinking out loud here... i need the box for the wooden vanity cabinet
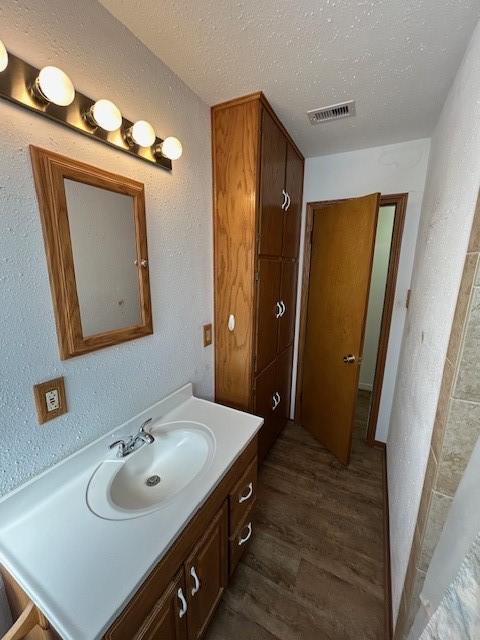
[134,570,187,640]
[212,92,304,461]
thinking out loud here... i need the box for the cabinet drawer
[229,457,257,534]
[229,504,255,576]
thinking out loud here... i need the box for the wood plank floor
[206,391,386,640]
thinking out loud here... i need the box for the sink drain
[146,475,161,487]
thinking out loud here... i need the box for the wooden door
[278,260,298,352]
[301,194,379,465]
[255,346,293,461]
[258,109,287,257]
[254,257,281,373]
[185,504,228,640]
[283,144,304,258]
[134,571,187,640]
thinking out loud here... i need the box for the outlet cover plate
[33,376,67,424]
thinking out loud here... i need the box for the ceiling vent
[307,100,356,125]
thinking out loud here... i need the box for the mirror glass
[64,179,141,336]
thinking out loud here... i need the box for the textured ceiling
[99,0,480,157]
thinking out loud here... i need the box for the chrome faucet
[109,418,155,458]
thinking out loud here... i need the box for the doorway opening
[295,193,407,461]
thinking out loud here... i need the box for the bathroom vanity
[0,385,262,640]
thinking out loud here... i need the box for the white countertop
[0,384,263,640]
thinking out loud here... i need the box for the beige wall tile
[455,286,480,401]
[415,448,438,542]
[436,398,480,496]
[419,491,452,571]
[446,253,478,364]
[467,191,480,252]
[431,358,455,460]
[405,569,427,636]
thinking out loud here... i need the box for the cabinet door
[254,257,281,374]
[283,144,304,258]
[258,108,287,257]
[278,260,298,352]
[254,346,293,461]
[185,504,228,640]
[134,571,187,640]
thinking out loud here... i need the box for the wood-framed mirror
[30,146,153,359]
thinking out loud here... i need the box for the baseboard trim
[374,439,386,450]
[382,445,393,639]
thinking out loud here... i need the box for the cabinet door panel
[258,109,287,257]
[283,144,303,258]
[255,258,281,373]
[185,504,228,640]
[134,571,187,640]
[278,260,298,352]
[254,346,293,461]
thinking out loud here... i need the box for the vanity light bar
[0,44,181,171]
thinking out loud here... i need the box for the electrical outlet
[33,376,67,424]
[203,323,213,347]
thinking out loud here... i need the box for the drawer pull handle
[272,392,281,410]
[275,301,282,319]
[279,300,286,317]
[177,588,187,618]
[238,522,253,546]
[281,189,287,210]
[239,482,253,503]
[190,566,201,596]
[285,192,291,212]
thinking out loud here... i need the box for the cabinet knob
[343,354,356,364]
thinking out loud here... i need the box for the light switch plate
[33,376,67,424]
[203,323,213,347]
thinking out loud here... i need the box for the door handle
[190,566,201,596]
[239,481,253,503]
[177,588,187,618]
[238,522,253,546]
[281,189,287,210]
[343,354,356,364]
[272,391,281,410]
[275,301,282,319]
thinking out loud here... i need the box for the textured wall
[387,21,480,623]
[359,205,395,390]
[0,1,213,496]
[293,138,431,441]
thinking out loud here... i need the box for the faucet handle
[139,418,152,433]
[109,439,127,456]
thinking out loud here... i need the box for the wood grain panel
[212,100,260,409]
[254,258,281,374]
[278,260,298,352]
[258,109,287,257]
[283,144,304,259]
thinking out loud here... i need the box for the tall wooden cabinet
[212,92,304,461]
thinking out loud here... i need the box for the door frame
[294,193,408,446]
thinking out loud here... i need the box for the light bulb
[156,136,183,160]
[0,40,8,72]
[34,66,75,106]
[126,120,156,147]
[86,99,122,132]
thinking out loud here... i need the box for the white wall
[388,21,480,623]
[292,138,431,441]
[359,204,395,391]
[0,1,213,497]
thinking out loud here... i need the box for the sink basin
[87,421,216,520]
